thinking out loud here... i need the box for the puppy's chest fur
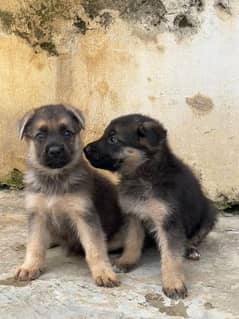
[118,177,169,225]
[26,192,88,213]
[24,165,89,194]
[26,191,89,228]
[24,167,92,237]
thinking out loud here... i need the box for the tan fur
[107,226,125,251]
[35,118,69,131]
[113,216,145,270]
[150,203,186,297]
[34,119,49,129]
[119,196,170,223]
[17,191,120,286]
[25,192,91,218]
[27,111,83,143]
[75,216,119,286]
[119,195,186,293]
[16,105,120,287]
[119,147,146,175]
[16,192,90,280]
[15,210,50,280]
[159,228,186,296]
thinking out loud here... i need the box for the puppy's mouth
[84,151,122,172]
[111,158,123,171]
[44,157,71,169]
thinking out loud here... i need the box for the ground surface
[0,190,238,319]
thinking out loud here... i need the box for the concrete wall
[0,0,238,204]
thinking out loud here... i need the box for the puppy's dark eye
[63,129,73,138]
[108,135,118,144]
[35,132,47,141]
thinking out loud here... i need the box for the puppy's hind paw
[112,258,136,273]
[185,247,200,261]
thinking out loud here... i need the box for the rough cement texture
[0,0,204,53]
[0,190,238,319]
[0,0,239,205]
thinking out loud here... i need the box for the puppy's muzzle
[47,144,65,159]
[84,144,100,160]
[84,143,122,171]
[45,143,69,169]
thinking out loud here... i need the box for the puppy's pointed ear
[137,120,167,148]
[18,109,36,140]
[64,104,85,130]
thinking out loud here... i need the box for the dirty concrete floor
[0,190,238,319]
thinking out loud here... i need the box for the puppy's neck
[25,156,90,195]
[118,147,148,177]
[119,142,173,180]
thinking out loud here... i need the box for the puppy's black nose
[84,144,92,155]
[47,145,64,158]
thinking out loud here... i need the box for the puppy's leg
[156,223,188,299]
[185,213,216,261]
[15,212,50,281]
[113,215,145,273]
[107,226,125,252]
[76,213,120,287]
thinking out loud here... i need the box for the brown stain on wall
[148,96,159,102]
[214,0,232,16]
[96,80,109,97]
[186,93,214,115]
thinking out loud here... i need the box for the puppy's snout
[84,144,96,155]
[47,144,64,158]
[84,144,92,155]
[84,143,101,161]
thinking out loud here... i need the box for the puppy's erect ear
[18,109,36,140]
[64,104,85,130]
[137,120,167,148]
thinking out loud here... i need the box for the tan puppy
[15,104,123,287]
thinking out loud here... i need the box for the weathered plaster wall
[0,0,238,204]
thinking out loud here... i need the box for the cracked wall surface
[0,0,239,204]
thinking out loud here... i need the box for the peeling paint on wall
[214,0,232,15]
[0,0,84,55]
[0,10,14,31]
[0,0,207,55]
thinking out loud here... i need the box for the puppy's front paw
[93,269,120,288]
[112,258,136,273]
[15,265,42,281]
[163,278,188,299]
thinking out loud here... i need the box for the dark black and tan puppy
[15,104,124,287]
[84,114,218,299]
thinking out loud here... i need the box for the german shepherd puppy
[15,104,123,287]
[84,114,217,299]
